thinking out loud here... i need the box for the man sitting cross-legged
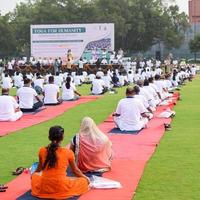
[17,78,43,112]
[0,88,23,121]
[113,86,150,131]
[43,76,63,105]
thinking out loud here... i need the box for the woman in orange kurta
[31,126,89,199]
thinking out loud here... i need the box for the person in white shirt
[101,58,108,65]
[88,73,96,83]
[78,58,84,73]
[137,80,156,110]
[113,87,150,131]
[54,72,63,87]
[62,76,81,101]
[43,76,62,105]
[91,75,107,95]
[133,86,153,118]
[73,72,83,86]
[127,71,134,84]
[102,71,112,89]
[2,74,13,89]
[154,75,169,100]
[34,73,45,94]
[17,78,43,112]
[96,69,104,78]
[13,72,23,88]
[0,88,23,121]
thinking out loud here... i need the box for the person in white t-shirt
[17,78,43,112]
[0,88,22,121]
[88,73,96,83]
[91,75,107,95]
[78,58,84,73]
[34,73,45,90]
[43,76,62,105]
[102,71,112,89]
[113,87,150,131]
[13,72,23,88]
[134,85,153,117]
[62,76,81,101]
[2,74,13,89]
[54,72,63,87]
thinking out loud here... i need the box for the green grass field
[134,76,200,200]
[0,77,200,200]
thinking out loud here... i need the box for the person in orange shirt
[31,126,90,199]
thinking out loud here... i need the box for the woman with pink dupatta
[70,117,113,173]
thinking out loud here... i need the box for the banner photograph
[30,23,115,62]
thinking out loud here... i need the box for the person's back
[0,89,22,121]
[116,97,146,131]
[43,84,59,104]
[31,126,89,199]
[62,83,76,100]
[0,96,17,121]
[70,117,112,173]
[92,78,105,94]
[17,86,37,109]
[34,77,44,89]
[54,75,63,87]
[14,75,23,88]
[2,76,12,89]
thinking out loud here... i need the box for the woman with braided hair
[31,126,89,199]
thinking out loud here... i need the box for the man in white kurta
[113,87,149,131]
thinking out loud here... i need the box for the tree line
[0,0,189,58]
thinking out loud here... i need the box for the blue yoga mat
[109,128,141,135]
[16,191,79,200]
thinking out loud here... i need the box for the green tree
[0,14,17,57]
[189,33,200,61]
[0,0,190,56]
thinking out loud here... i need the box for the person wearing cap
[0,88,23,121]
[113,86,150,131]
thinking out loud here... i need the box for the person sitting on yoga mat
[113,86,150,131]
[31,126,90,199]
[62,76,81,101]
[91,75,107,95]
[70,117,112,173]
[43,76,63,105]
[0,88,23,121]
[17,78,43,113]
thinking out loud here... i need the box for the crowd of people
[0,56,197,197]
[0,57,197,122]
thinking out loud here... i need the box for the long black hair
[42,126,64,170]
[65,76,71,89]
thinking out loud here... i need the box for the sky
[0,0,189,15]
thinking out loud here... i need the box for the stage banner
[30,23,114,62]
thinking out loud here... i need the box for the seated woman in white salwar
[0,88,22,121]
[113,87,150,131]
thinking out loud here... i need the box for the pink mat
[1,94,179,200]
[0,96,99,137]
